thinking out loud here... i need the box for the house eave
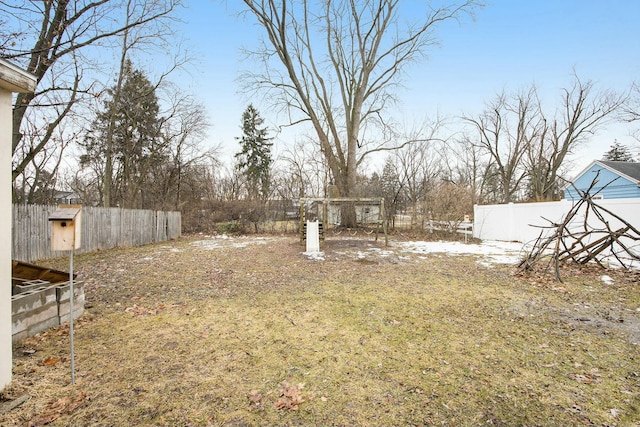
[0,58,37,93]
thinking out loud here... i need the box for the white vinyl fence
[473,198,640,246]
[12,204,181,262]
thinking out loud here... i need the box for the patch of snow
[476,260,495,269]
[368,247,394,257]
[601,275,614,285]
[231,240,268,248]
[395,240,524,265]
[191,240,222,250]
[304,251,325,261]
[191,236,270,250]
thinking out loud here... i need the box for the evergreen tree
[602,140,635,162]
[380,157,403,227]
[235,104,273,199]
[81,61,165,207]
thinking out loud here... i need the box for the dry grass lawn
[1,234,639,426]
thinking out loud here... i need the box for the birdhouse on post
[49,205,82,251]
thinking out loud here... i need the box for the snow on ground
[601,275,614,285]
[190,234,532,267]
[394,240,526,267]
[303,251,325,261]
[301,238,527,266]
[191,234,271,250]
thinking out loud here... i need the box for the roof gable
[570,160,640,186]
[599,161,640,183]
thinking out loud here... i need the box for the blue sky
[174,0,640,174]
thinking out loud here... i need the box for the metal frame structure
[299,197,388,246]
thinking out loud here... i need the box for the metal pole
[69,250,75,385]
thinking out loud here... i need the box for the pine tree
[602,140,635,162]
[81,61,165,207]
[380,157,403,227]
[235,104,273,199]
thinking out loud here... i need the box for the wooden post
[48,205,82,385]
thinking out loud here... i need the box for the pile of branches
[518,173,639,281]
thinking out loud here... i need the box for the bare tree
[465,77,623,203]
[1,0,181,186]
[394,139,442,223]
[442,134,490,205]
[279,138,330,198]
[239,0,476,224]
[526,76,625,201]
[159,92,212,210]
[623,81,640,146]
[464,89,542,203]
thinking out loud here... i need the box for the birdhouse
[49,205,82,251]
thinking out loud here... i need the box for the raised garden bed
[11,261,84,343]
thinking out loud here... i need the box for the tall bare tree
[442,135,490,205]
[394,139,442,222]
[278,139,328,199]
[158,91,212,210]
[623,81,640,145]
[464,88,542,203]
[240,0,476,224]
[1,0,181,187]
[526,76,625,201]
[465,77,623,203]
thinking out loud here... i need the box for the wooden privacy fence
[12,204,181,262]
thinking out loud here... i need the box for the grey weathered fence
[12,205,181,262]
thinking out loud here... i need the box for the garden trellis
[299,198,388,246]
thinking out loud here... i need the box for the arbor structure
[240,0,476,218]
[235,104,273,200]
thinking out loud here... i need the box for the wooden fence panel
[12,205,181,262]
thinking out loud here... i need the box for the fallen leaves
[275,382,305,411]
[246,391,263,412]
[124,303,166,317]
[42,356,59,367]
[246,382,307,412]
[28,390,87,427]
[569,369,602,384]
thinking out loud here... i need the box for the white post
[305,220,320,253]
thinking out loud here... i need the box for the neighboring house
[564,160,640,200]
[54,190,81,205]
